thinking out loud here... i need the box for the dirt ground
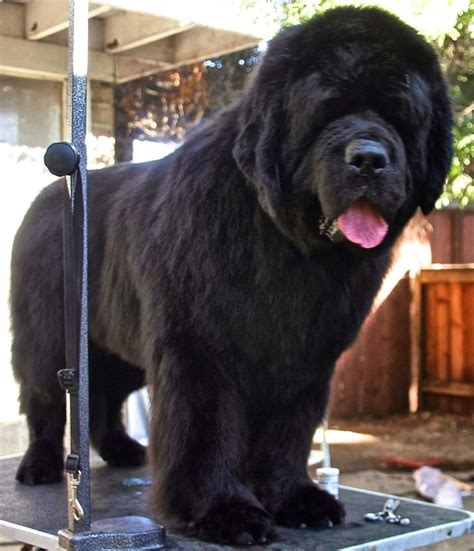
[326,412,474,473]
[317,412,474,550]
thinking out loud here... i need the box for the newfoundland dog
[11,6,452,546]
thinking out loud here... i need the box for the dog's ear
[418,81,453,215]
[233,97,284,215]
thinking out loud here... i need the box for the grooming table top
[0,455,472,550]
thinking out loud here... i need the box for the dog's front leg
[249,380,345,530]
[148,349,275,546]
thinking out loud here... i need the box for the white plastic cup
[316,467,340,499]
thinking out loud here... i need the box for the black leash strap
[62,164,90,533]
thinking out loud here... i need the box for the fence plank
[462,213,474,263]
[423,381,474,398]
[429,211,453,263]
[435,283,450,382]
[449,283,464,383]
[435,283,450,411]
[429,209,474,264]
[462,284,474,384]
[409,275,421,412]
[423,285,438,382]
[419,267,474,283]
[420,267,474,415]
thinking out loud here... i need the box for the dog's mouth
[319,199,389,249]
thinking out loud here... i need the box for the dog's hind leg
[12,322,67,485]
[10,181,68,484]
[89,342,147,467]
[15,388,66,485]
[11,250,67,484]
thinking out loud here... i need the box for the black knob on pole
[44,142,80,177]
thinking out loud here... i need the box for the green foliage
[123,0,472,207]
[280,0,334,25]
[437,7,473,207]
[280,0,473,207]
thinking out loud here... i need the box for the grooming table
[0,455,472,550]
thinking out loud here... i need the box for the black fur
[11,7,452,545]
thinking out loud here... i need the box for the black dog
[11,6,452,546]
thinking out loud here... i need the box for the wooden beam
[0,4,24,39]
[104,12,195,53]
[172,26,258,67]
[92,0,268,38]
[114,26,258,82]
[92,0,174,17]
[449,282,464,383]
[26,0,111,41]
[423,381,474,398]
[32,18,105,50]
[0,35,115,83]
[119,42,175,66]
[114,28,258,83]
[115,56,171,84]
[409,274,422,413]
[419,266,474,284]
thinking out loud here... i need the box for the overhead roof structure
[0,0,277,83]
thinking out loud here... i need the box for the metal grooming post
[44,0,91,535]
[43,0,165,548]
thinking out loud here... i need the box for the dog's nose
[345,139,388,175]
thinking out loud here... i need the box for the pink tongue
[336,200,388,249]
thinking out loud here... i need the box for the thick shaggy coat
[11,6,452,545]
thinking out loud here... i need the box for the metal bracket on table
[58,517,166,551]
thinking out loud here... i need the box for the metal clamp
[67,470,84,522]
[58,369,79,392]
[364,498,410,526]
[64,454,84,522]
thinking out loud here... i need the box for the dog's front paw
[194,495,275,546]
[275,484,345,529]
[99,431,147,467]
[16,440,64,485]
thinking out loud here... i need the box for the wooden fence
[412,266,474,415]
[329,209,474,418]
[329,278,411,417]
[429,209,474,264]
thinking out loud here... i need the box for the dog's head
[233,6,453,254]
